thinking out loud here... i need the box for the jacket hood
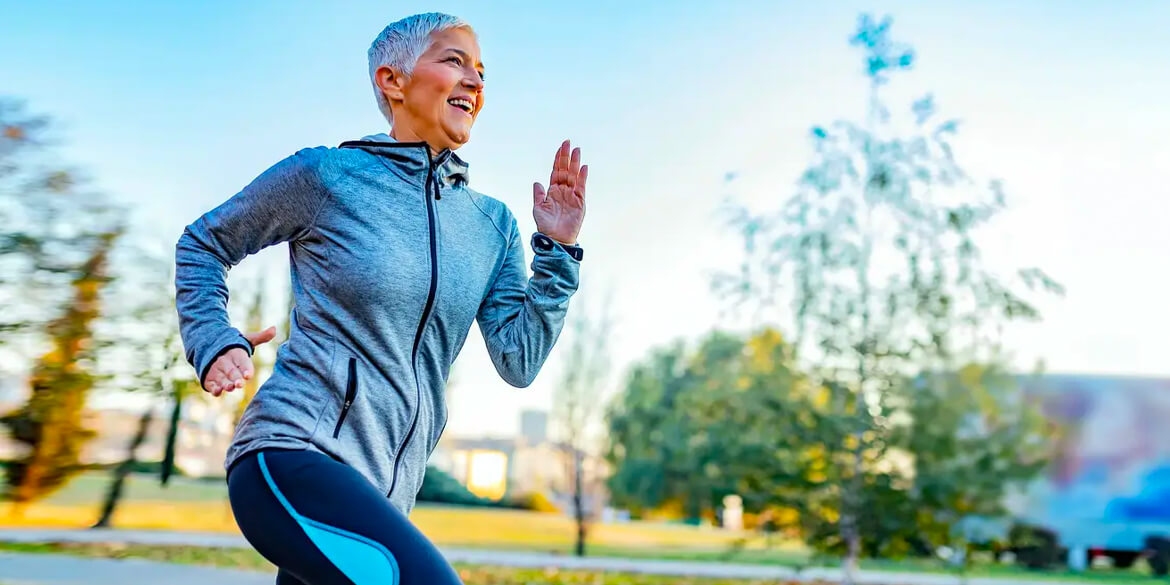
[351,133,470,187]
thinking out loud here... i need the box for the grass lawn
[0,471,782,557]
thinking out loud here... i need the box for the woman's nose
[463,74,484,91]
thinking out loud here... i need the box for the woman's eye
[446,56,462,65]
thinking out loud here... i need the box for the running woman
[174,12,587,584]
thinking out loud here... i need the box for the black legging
[227,448,463,584]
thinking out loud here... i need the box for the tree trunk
[160,383,183,486]
[93,406,153,528]
[842,447,864,584]
[573,448,587,557]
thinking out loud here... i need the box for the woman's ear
[375,65,406,104]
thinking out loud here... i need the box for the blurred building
[430,408,609,514]
[520,410,548,445]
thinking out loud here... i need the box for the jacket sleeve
[477,218,581,387]
[175,147,329,388]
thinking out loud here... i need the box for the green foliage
[890,367,1052,544]
[708,13,1060,568]
[606,328,806,521]
[0,98,124,346]
[606,330,1053,560]
[2,231,120,502]
[1,98,169,510]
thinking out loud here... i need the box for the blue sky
[3,1,1169,439]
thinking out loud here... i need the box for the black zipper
[332,357,358,438]
[386,150,442,498]
[337,140,445,498]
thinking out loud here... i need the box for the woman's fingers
[209,372,231,396]
[569,147,581,180]
[204,347,254,397]
[550,140,570,185]
[575,165,588,201]
[230,349,255,380]
[556,140,570,170]
[223,362,246,390]
[245,326,277,348]
[535,140,585,232]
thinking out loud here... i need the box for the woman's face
[381,27,485,152]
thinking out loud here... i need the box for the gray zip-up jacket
[175,133,580,513]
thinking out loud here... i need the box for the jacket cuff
[531,232,583,262]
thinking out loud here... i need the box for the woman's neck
[389,126,440,157]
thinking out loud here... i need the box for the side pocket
[332,357,358,438]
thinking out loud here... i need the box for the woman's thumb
[244,326,278,348]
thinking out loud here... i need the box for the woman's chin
[443,131,472,150]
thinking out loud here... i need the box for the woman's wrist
[541,232,577,246]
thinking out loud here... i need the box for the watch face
[534,235,554,250]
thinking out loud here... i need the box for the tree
[0,99,121,349]
[159,378,196,487]
[2,230,122,505]
[713,13,1061,579]
[608,335,1053,561]
[889,365,1051,554]
[1,98,179,511]
[553,293,614,557]
[606,328,808,524]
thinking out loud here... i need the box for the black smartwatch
[532,233,583,261]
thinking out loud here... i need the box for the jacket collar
[343,133,470,188]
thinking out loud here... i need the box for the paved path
[0,527,1070,585]
[0,551,271,585]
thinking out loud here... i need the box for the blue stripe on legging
[257,452,400,585]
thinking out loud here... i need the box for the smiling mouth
[447,97,474,115]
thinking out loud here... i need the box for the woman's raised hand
[533,139,587,245]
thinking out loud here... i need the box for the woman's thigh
[228,448,463,585]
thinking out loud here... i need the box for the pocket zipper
[332,358,358,438]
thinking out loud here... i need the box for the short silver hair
[368,12,474,125]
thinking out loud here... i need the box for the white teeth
[448,98,473,112]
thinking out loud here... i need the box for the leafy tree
[0,99,121,348]
[606,328,807,523]
[889,365,1051,553]
[713,13,1061,578]
[2,230,121,504]
[1,98,171,509]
